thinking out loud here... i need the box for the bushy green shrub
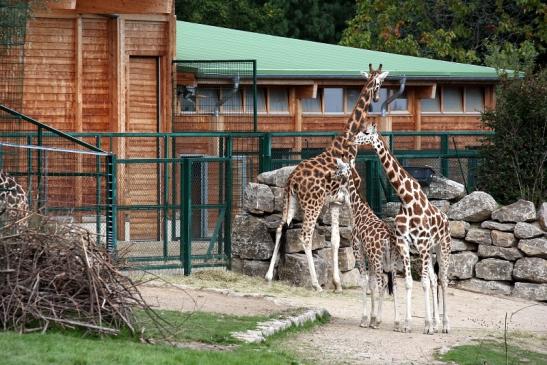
[476,70,547,206]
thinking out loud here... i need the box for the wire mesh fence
[0,105,116,247]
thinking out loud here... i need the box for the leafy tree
[476,69,547,206]
[340,0,546,69]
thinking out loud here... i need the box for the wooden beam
[415,84,437,99]
[75,16,83,212]
[47,0,76,10]
[295,84,317,99]
[75,0,173,15]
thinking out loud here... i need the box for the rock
[321,202,352,227]
[321,226,353,248]
[475,259,513,281]
[338,247,356,272]
[315,247,334,288]
[448,251,478,280]
[232,214,274,260]
[271,187,285,213]
[278,253,327,287]
[481,221,515,232]
[241,260,271,277]
[518,237,547,258]
[477,245,523,261]
[512,282,547,301]
[449,221,470,239]
[285,228,327,253]
[263,214,282,230]
[257,166,296,187]
[447,191,498,222]
[243,183,274,214]
[451,238,478,252]
[491,231,516,248]
[514,222,544,239]
[340,268,362,288]
[491,199,537,223]
[383,202,401,218]
[465,228,492,245]
[513,258,547,283]
[430,200,450,214]
[424,175,466,201]
[455,278,513,296]
[232,256,244,273]
[539,202,547,231]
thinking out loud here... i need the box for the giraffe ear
[360,70,370,79]
[379,71,389,81]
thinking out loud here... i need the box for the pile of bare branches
[0,214,154,335]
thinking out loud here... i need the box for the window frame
[421,85,485,115]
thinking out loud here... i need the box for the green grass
[0,309,326,365]
[439,341,547,365]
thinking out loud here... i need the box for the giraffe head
[360,122,382,149]
[333,158,351,180]
[360,64,389,103]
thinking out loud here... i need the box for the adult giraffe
[360,123,451,334]
[265,65,389,292]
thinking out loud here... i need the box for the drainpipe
[380,76,406,118]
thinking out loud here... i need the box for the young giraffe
[343,167,400,330]
[265,65,389,292]
[0,169,29,224]
[361,123,451,334]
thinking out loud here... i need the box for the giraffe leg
[428,257,440,333]
[437,241,450,333]
[392,267,401,332]
[359,269,369,327]
[265,192,296,283]
[301,213,322,292]
[373,273,385,328]
[420,248,434,335]
[397,237,413,333]
[368,272,378,328]
[330,203,342,293]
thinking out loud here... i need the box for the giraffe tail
[387,271,394,296]
[383,238,394,296]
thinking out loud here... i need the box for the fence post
[181,158,192,276]
[365,160,382,215]
[162,135,169,259]
[252,60,258,132]
[106,153,117,255]
[224,136,233,269]
[36,126,43,211]
[441,134,449,177]
[259,133,272,173]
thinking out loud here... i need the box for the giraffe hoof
[442,323,450,334]
[423,324,435,335]
[402,323,412,333]
[313,285,323,292]
[359,316,369,328]
[333,288,343,294]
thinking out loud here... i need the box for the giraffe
[360,123,451,334]
[0,169,29,225]
[343,167,400,330]
[265,64,389,292]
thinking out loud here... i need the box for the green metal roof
[176,21,499,80]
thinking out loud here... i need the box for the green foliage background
[476,70,547,205]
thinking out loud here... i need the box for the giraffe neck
[372,136,424,206]
[347,174,374,219]
[343,79,375,136]
[326,134,358,162]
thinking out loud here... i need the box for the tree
[340,0,546,70]
[476,69,547,206]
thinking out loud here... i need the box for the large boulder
[512,258,547,283]
[512,282,547,301]
[514,222,544,239]
[315,247,334,288]
[449,220,470,239]
[243,183,274,214]
[481,220,515,232]
[451,238,478,252]
[430,200,450,214]
[338,247,356,272]
[240,259,271,277]
[517,237,547,258]
[271,186,285,213]
[321,226,353,248]
[465,228,492,245]
[257,166,297,188]
[538,202,547,231]
[321,202,352,227]
[491,231,516,248]
[448,251,478,279]
[423,175,465,201]
[285,228,327,253]
[475,258,513,281]
[477,245,523,261]
[232,214,274,260]
[278,253,327,287]
[491,199,537,223]
[447,191,498,222]
[383,202,401,217]
[340,268,361,288]
[455,278,513,296]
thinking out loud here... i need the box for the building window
[222,89,243,113]
[390,90,407,112]
[269,88,289,113]
[197,88,219,114]
[323,88,344,113]
[345,88,360,112]
[421,86,484,114]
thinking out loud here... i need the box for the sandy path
[138,277,547,364]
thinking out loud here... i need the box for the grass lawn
[0,309,325,365]
[439,340,547,365]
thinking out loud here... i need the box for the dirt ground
[139,274,547,365]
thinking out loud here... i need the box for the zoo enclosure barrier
[0,105,117,250]
[68,130,490,272]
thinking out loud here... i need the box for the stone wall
[231,166,547,301]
